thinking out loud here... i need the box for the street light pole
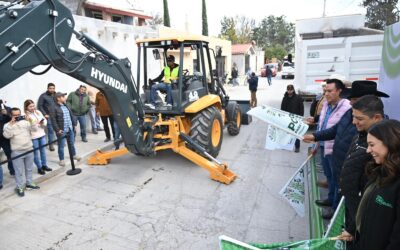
[323,0,327,17]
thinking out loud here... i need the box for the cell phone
[40,118,45,123]
[15,115,26,121]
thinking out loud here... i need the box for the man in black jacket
[339,95,385,249]
[0,100,14,176]
[281,84,304,152]
[248,72,258,108]
[38,83,56,151]
[49,92,81,167]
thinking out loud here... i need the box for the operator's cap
[55,92,67,98]
[166,55,175,62]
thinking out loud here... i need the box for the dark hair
[287,84,294,90]
[325,79,345,90]
[24,99,35,112]
[10,107,20,114]
[47,83,55,88]
[251,72,255,77]
[366,119,400,186]
[352,95,384,118]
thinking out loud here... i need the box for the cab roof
[136,35,209,44]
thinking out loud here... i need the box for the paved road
[0,76,310,250]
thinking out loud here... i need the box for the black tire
[226,102,241,136]
[189,106,223,157]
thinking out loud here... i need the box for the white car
[282,61,295,79]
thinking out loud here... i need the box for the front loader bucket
[209,163,237,184]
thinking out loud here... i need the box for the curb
[0,141,116,200]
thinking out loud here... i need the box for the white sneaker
[165,103,172,108]
[145,103,156,109]
[59,160,65,166]
[74,156,81,161]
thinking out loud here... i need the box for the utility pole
[323,0,327,17]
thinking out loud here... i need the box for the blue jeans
[320,146,334,204]
[0,164,3,186]
[267,76,272,85]
[113,121,122,149]
[150,82,172,105]
[32,136,47,169]
[89,105,102,130]
[57,129,76,161]
[76,115,87,140]
[47,119,55,144]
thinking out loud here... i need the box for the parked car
[282,61,295,79]
[260,63,278,77]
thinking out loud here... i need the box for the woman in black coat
[339,119,400,250]
[281,84,304,152]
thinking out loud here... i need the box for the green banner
[220,236,339,250]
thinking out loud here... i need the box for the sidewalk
[0,129,113,199]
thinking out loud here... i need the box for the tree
[219,16,255,44]
[163,0,171,27]
[362,0,399,30]
[252,15,295,53]
[202,0,208,36]
[147,12,163,26]
[265,44,287,61]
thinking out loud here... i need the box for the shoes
[59,160,65,167]
[10,171,15,176]
[315,199,332,207]
[42,166,52,171]
[97,128,104,131]
[317,180,329,189]
[322,207,334,220]
[15,188,24,197]
[295,147,300,153]
[165,103,172,108]
[82,138,88,142]
[0,184,3,190]
[104,138,111,142]
[145,103,156,109]
[38,168,46,175]
[92,129,98,134]
[49,144,55,151]
[26,183,40,190]
[74,155,81,161]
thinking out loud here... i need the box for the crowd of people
[0,82,119,196]
[302,78,399,249]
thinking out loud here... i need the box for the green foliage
[265,44,287,61]
[202,0,208,36]
[362,0,399,30]
[219,16,255,44]
[252,15,295,53]
[163,0,170,27]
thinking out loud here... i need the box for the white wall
[0,15,158,110]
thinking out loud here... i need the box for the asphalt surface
[0,76,311,250]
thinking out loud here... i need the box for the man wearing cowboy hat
[304,80,389,222]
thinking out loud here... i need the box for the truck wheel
[190,106,223,157]
[226,102,241,136]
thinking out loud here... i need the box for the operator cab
[136,36,217,115]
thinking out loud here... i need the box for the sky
[135,0,368,36]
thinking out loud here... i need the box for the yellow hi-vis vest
[164,66,179,83]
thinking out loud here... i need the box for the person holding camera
[24,99,51,175]
[3,107,40,197]
[1,100,15,177]
[50,92,81,167]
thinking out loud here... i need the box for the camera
[15,115,25,121]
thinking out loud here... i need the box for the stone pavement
[0,76,312,249]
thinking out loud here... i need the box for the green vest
[164,66,179,83]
